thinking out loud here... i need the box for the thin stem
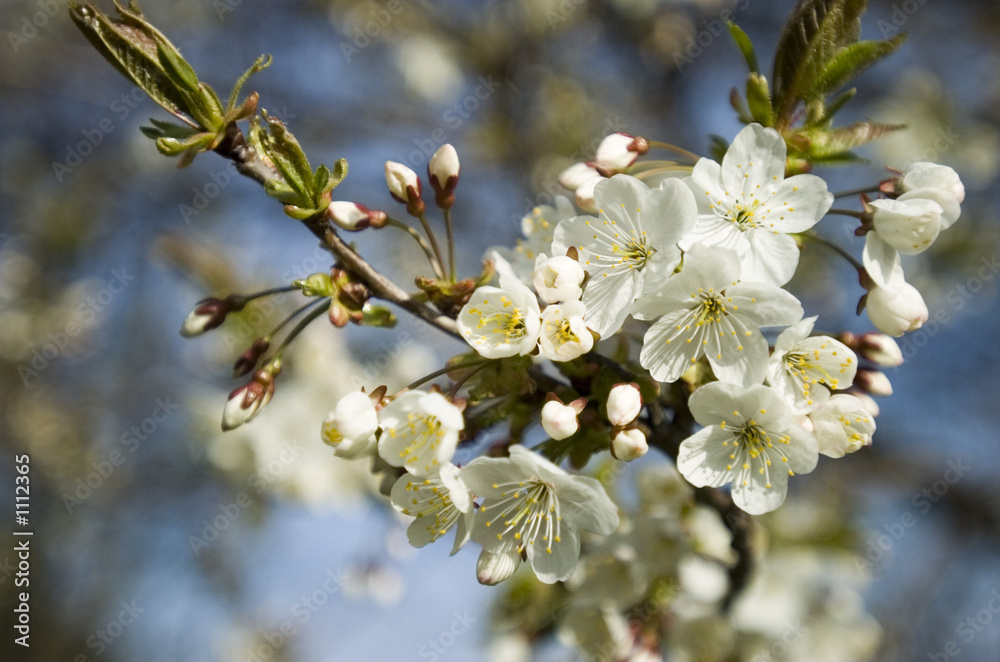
[443,207,456,282]
[273,297,331,360]
[416,212,449,282]
[401,358,491,394]
[386,217,446,280]
[833,185,881,199]
[448,361,490,398]
[246,285,298,300]
[828,208,867,220]
[801,232,864,272]
[265,297,323,341]
[648,140,701,163]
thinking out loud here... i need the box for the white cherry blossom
[632,243,803,387]
[538,300,593,362]
[463,445,619,584]
[377,391,464,476]
[862,233,929,336]
[869,195,945,255]
[533,254,585,304]
[320,391,379,459]
[457,276,541,359]
[390,462,474,554]
[902,161,965,204]
[677,382,818,515]
[807,394,875,458]
[552,174,698,337]
[681,123,834,286]
[767,316,857,414]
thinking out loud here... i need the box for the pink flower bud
[232,337,270,378]
[180,295,246,338]
[857,333,904,367]
[328,201,386,231]
[222,361,281,431]
[855,369,893,397]
[428,144,460,209]
[385,161,424,216]
[594,132,648,173]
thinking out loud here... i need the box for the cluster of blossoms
[455,122,963,517]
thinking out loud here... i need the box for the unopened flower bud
[533,254,585,304]
[385,161,424,216]
[428,143,460,209]
[574,175,600,212]
[541,400,580,440]
[232,337,270,378]
[594,132,648,173]
[902,162,965,204]
[855,368,893,397]
[222,361,281,431]
[607,383,642,427]
[558,162,600,191]
[327,201,386,231]
[321,391,379,459]
[857,333,904,367]
[866,281,928,337]
[611,428,648,462]
[180,294,245,337]
[846,389,881,418]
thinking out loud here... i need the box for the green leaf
[808,35,905,100]
[801,121,904,158]
[250,113,315,205]
[155,132,213,157]
[729,87,753,124]
[771,0,867,122]
[69,1,197,127]
[155,39,198,92]
[727,21,759,74]
[824,87,857,121]
[709,135,730,163]
[226,54,272,114]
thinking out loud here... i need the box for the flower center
[481,479,562,555]
[613,238,656,269]
[555,319,579,344]
[728,203,761,230]
[481,309,527,341]
[400,477,459,542]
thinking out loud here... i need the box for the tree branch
[213,123,460,339]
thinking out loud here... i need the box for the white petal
[554,475,620,536]
[476,546,522,585]
[862,232,904,288]
[677,426,738,487]
[742,230,801,286]
[721,124,787,196]
[726,281,803,328]
[731,471,789,515]
[710,330,769,387]
[527,525,581,584]
[758,174,834,233]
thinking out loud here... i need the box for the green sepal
[226,54,272,115]
[823,87,858,122]
[292,272,334,297]
[155,132,214,158]
[727,21,759,74]
[360,303,397,328]
[746,73,774,127]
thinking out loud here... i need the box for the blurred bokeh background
[2,0,999,660]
